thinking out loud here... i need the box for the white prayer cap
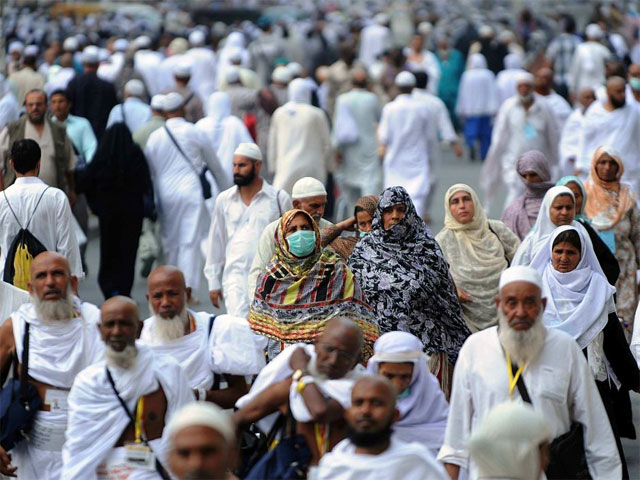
[98,48,110,62]
[468,402,552,480]
[166,402,235,445]
[172,61,191,78]
[498,266,542,292]
[224,66,240,84]
[189,30,206,46]
[151,94,165,110]
[163,92,184,112]
[168,37,189,55]
[124,79,145,97]
[479,24,494,38]
[292,177,327,199]
[395,71,416,88]
[271,66,292,84]
[113,39,129,52]
[63,37,79,52]
[417,21,432,36]
[586,23,604,40]
[81,46,100,64]
[228,46,244,64]
[234,142,262,161]
[9,41,24,54]
[287,62,303,78]
[23,45,38,57]
[515,71,534,86]
[504,53,522,70]
[375,13,389,25]
[134,35,151,49]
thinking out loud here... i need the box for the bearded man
[437,266,621,480]
[0,252,103,479]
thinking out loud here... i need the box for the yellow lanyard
[134,397,145,443]
[506,352,526,400]
[314,423,330,456]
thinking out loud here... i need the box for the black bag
[2,187,50,290]
[513,362,591,479]
[0,323,43,450]
[164,126,212,199]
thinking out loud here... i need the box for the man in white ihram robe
[495,53,526,106]
[558,87,596,177]
[185,30,218,108]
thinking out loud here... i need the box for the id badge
[44,388,69,411]
[523,122,538,140]
[124,443,156,471]
[598,229,616,254]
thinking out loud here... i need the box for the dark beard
[610,97,626,109]
[347,421,394,448]
[234,165,256,186]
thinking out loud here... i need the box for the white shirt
[0,177,82,279]
[437,326,621,479]
[559,107,587,177]
[0,91,20,130]
[358,23,392,67]
[569,41,611,94]
[106,97,152,134]
[496,68,526,106]
[133,49,165,96]
[185,47,218,103]
[536,90,572,132]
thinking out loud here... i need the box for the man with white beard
[0,252,103,479]
[62,296,194,479]
[139,265,265,407]
[437,266,620,480]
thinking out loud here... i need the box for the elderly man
[437,266,621,479]
[481,73,559,209]
[0,252,103,479]
[167,402,237,480]
[234,318,367,467]
[145,92,228,292]
[205,142,291,316]
[61,296,194,479]
[140,265,264,406]
[317,376,447,479]
[106,79,152,133]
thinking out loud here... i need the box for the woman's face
[285,213,313,238]
[449,190,475,224]
[521,170,543,183]
[552,241,581,273]
[595,153,619,182]
[382,203,407,230]
[565,182,584,214]
[549,195,575,226]
[356,210,374,233]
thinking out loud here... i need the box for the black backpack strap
[513,363,532,404]
[24,186,51,231]
[207,315,221,390]
[19,322,30,404]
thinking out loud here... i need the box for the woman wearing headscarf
[326,195,378,260]
[367,331,449,457]
[249,209,379,360]
[584,146,640,335]
[436,184,520,333]
[196,91,253,185]
[348,186,471,398]
[500,150,554,240]
[557,175,620,285]
[530,225,639,477]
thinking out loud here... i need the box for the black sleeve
[603,312,640,391]
[583,221,620,285]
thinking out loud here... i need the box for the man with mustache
[62,296,194,479]
[0,252,103,479]
[437,265,621,480]
[204,142,291,316]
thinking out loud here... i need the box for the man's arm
[54,191,83,278]
[81,120,98,163]
[0,319,17,477]
[320,217,355,247]
[205,374,248,409]
[247,223,276,299]
[204,199,227,308]
[232,378,292,429]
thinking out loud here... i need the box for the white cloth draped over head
[61,344,195,480]
[456,53,498,117]
[529,225,616,349]
[366,332,448,451]
[287,77,314,106]
[235,343,365,433]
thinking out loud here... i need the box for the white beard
[497,309,547,366]
[32,285,75,323]
[105,344,138,370]
[148,301,188,345]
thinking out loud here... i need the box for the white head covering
[124,79,144,97]
[234,142,262,161]
[172,61,191,78]
[375,13,389,25]
[287,78,313,104]
[292,177,327,199]
[24,45,38,57]
[468,53,488,70]
[189,30,206,47]
[81,46,100,64]
[134,35,151,49]
[150,94,165,111]
[367,331,449,449]
[205,91,231,119]
[8,41,24,54]
[287,62,304,78]
[163,92,184,112]
[227,46,243,64]
[529,225,615,349]
[504,53,522,70]
[62,37,78,52]
[272,66,292,84]
[224,66,240,84]
[395,71,416,88]
[166,400,235,445]
[468,402,552,480]
[586,23,604,40]
[479,25,494,38]
[498,266,542,291]
[516,71,535,85]
[113,39,129,52]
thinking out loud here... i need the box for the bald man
[62,296,194,479]
[534,67,572,132]
[317,376,447,479]
[234,318,367,468]
[0,252,103,479]
[139,265,264,407]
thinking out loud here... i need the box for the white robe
[569,42,611,95]
[106,97,152,134]
[496,68,526,106]
[405,49,441,95]
[10,298,104,480]
[0,280,29,324]
[536,91,572,132]
[358,23,392,67]
[437,327,621,479]
[185,47,218,103]
[61,344,195,480]
[317,437,447,480]
[0,89,19,131]
[455,65,498,117]
[133,49,164,96]
[559,107,586,177]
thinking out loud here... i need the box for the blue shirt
[52,113,98,164]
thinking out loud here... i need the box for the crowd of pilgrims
[1,1,640,479]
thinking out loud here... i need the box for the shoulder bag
[164,126,212,199]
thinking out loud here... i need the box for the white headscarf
[530,225,615,349]
[287,77,313,105]
[367,332,449,451]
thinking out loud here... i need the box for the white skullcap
[287,62,303,78]
[292,177,327,199]
[189,30,206,46]
[586,23,604,40]
[168,37,189,55]
[124,79,145,97]
[82,46,100,64]
[63,37,79,52]
[166,402,235,445]
[224,66,240,84]
[468,402,552,480]
[23,45,38,57]
[98,48,110,62]
[228,46,243,64]
[113,39,129,52]
[8,41,23,54]
[479,25,494,38]
[172,61,191,78]
[163,92,184,112]
[417,21,433,36]
[498,266,542,292]
[375,13,389,25]
[395,71,416,88]
[234,142,262,161]
[134,35,151,49]
[515,71,534,85]
[151,94,165,110]
[271,65,292,84]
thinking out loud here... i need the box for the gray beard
[497,309,547,366]
[148,301,189,345]
[32,285,75,323]
[106,344,138,370]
